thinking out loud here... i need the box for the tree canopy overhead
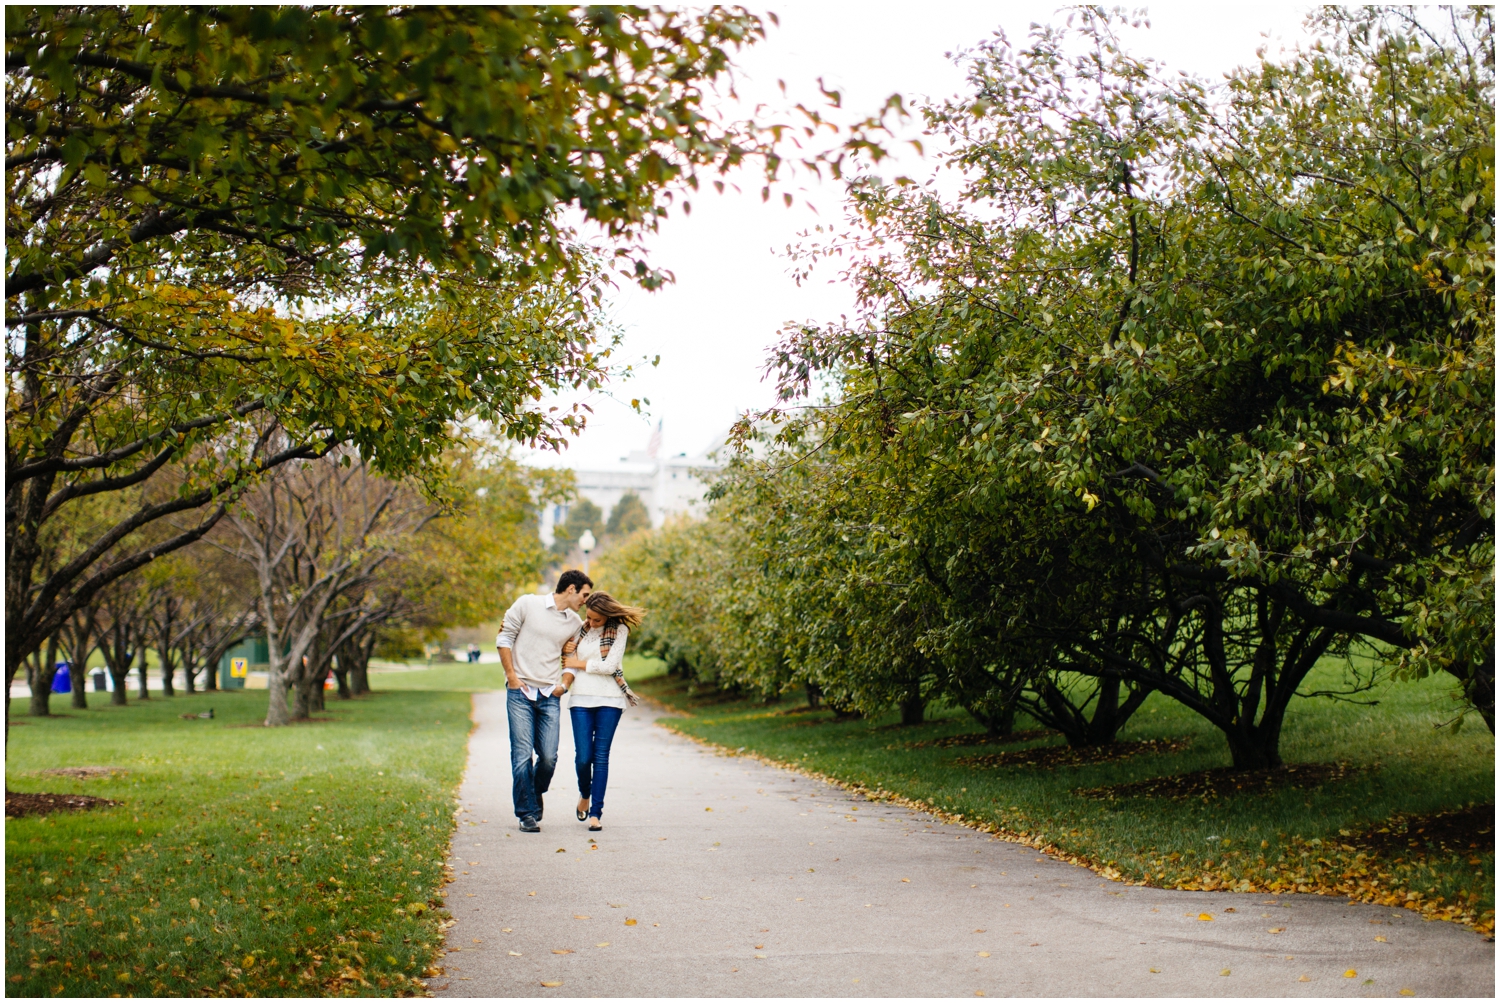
[6,4,801,294]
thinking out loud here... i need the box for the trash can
[92,669,108,692]
[51,662,71,693]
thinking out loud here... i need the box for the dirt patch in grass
[956,737,1190,770]
[1350,804,1494,860]
[1077,761,1359,801]
[907,728,1056,750]
[6,790,120,818]
[222,716,342,728]
[38,766,127,779]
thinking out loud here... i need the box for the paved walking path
[432,693,1494,997]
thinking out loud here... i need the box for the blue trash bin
[51,662,71,693]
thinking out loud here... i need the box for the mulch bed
[1076,761,1359,801]
[908,728,1056,750]
[6,790,120,818]
[1347,804,1495,860]
[955,737,1191,770]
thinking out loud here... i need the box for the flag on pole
[646,419,663,459]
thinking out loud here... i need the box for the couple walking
[496,570,644,833]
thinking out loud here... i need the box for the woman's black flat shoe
[576,806,588,822]
[588,819,603,831]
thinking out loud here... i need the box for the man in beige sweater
[496,570,592,832]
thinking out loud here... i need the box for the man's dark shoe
[519,815,540,833]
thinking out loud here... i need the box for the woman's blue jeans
[570,705,623,819]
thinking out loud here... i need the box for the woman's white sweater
[567,625,629,709]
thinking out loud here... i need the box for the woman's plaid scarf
[565,621,639,706]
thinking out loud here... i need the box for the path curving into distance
[431,692,1493,998]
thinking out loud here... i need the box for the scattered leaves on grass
[38,766,127,778]
[956,739,1190,771]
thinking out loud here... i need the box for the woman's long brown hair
[584,591,646,629]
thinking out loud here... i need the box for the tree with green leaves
[6,5,886,703]
[606,492,652,538]
[550,498,604,558]
[740,7,1492,766]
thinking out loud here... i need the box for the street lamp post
[579,529,596,575]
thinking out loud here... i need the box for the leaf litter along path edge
[428,692,1493,998]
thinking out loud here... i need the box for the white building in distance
[537,422,722,546]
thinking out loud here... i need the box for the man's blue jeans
[570,705,623,819]
[507,689,560,820]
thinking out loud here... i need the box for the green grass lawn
[638,663,1495,934]
[5,687,471,997]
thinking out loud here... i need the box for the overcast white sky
[523,3,1317,470]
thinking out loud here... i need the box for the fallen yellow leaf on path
[624,918,637,926]
[1298,975,1310,982]
[977,952,990,958]
[1149,968,1160,974]
[901,878,911,883]
[1220,969,1231,976]
[573,914,589,919]
[1198,913,1214,921]
[552,949,573,955]
[1399,989,1415,996]
[1268,927,1285,934]
[1375,936,1387,942]
[596,942,610,947]
[508,951,522,957]
[1344,970,1357,978]
[540,981,563,988]
[705,807,713,812]
[555,848,566,853]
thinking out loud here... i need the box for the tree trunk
[333,663,352,700]
[899,687,925,726]
[984,699,1017,738]
[69,661,88,709]
[311,666,329,712]
[805,683,823,709]
[108,662,130,705]
[136,650,150,699]
[292,674,316,719]
[205,658,219,691]
[1223,727,1283,770]
[28,635,61,716]
[160,651,175,696]
[349,633,375,696]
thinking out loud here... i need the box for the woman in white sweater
[560,592,644,831]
